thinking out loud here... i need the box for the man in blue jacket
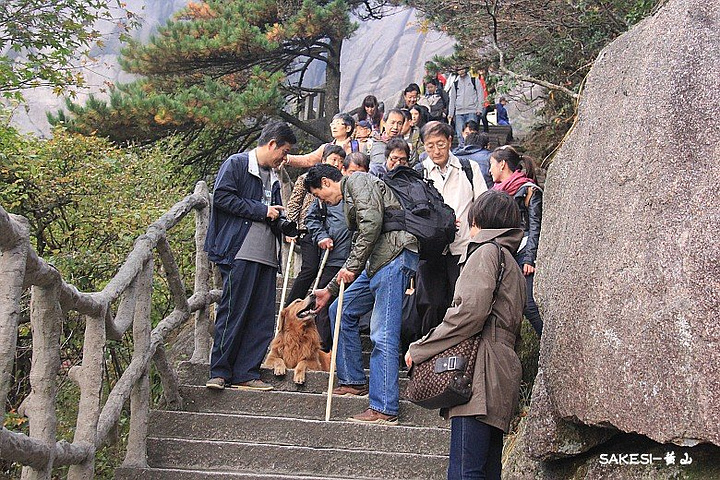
[204,122,297,391]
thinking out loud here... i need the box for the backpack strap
[458,158,474,195]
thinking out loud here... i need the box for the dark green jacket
[326,173,418,296]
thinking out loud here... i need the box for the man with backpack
[307,164,419,425]
[447,67,484,146]
[414,121,486,336]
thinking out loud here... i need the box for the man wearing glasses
[414,121,486,336]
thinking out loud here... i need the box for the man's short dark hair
[404,83,421,95]
[420,121,453,142]
[344,152,370,171]
[465,132,490,148]
[385,137,410,159]
[304,164,343,190]
[258,121,297,147]
[332,112,356,136]
[384,108,405,122]
[467,190,521,230]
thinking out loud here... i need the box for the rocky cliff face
[506,0,720,477]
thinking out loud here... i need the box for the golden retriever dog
[265,295,331,384]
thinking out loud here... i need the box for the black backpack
[380,166,457,260]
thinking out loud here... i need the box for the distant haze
[8,2,455,136]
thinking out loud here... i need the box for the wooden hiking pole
[312,248,331,292]
[276,238,296,335]
[325,279,345,421]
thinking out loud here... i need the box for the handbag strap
[465,240,505,342]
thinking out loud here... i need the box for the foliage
[411,0,663,158]
[0,118,199,476]
[0,120,196,290]
[51,0,390,174]
[0,0,137,101]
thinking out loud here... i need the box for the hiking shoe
[205,377,226,390]
[233,379,274,391]
[348,408,398,425]
[332,384,369,397]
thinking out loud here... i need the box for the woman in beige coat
[406,190,526,480]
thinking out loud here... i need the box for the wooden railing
[0,181,221,479]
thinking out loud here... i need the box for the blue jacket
[453,145,493,189]
[305,199,352,268]
[496,103,510,125]
[204,151,283,266]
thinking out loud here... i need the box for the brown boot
[331,384,369,396]
[348,408,398,425]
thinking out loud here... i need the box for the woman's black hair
[467,190,521,230]
[410,105,428,129]
[490,145,537,182]
[358,95,383,125]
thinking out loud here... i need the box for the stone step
[179,385,447,429]
[144,437,448,480]
[149,410,449,454]
[178,363,408,394]
[116,466,355,479]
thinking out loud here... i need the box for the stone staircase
[115,279,451,479]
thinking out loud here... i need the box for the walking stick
[325,279,345,421]
[312,247,331,292]
[276,238,296,335]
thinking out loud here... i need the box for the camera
[268,212,301,238]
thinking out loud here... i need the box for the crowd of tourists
[202,69,543,479]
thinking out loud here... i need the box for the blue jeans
[454,112,478,145]
[328,249,418,416]
[448,417,503,480]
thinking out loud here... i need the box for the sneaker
[348,408,398,425]
[233,379,274,391]
[332,384,369,397]
[205,377,226,390]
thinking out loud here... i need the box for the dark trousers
[514,254,543,337]
[285,234,321,306]
[313,264,341,351]
[448,417,503,480]
[416,254,461,336]
[210,259,277,384]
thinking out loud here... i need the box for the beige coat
[419,153,487,256]
[408,228,526,432]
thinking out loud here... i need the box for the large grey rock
[529,0,720,458]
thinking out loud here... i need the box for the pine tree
[51,0,388,170]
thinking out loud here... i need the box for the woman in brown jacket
[406,190,526,480]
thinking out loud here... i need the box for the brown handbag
[405,240,505,410]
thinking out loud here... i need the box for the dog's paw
[293,370,306,385]
[273,364,287,376]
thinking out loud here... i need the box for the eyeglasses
[388,155,408,163]
[424,141,448,150]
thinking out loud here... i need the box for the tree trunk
[324,36,342,118]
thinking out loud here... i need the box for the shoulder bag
[405,240,505,410]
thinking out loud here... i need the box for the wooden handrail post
[67,313,106,480]
[122,259,153,468]
[0,215,29,418]
[21,284,62,480]
[191,181,212,363]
